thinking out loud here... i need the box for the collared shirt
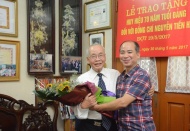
[116,65,156,131]
[72,68,120,120]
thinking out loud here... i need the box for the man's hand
[90,104,98,111]
[148,86,155,97]
[81,93,97,109]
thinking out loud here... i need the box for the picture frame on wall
[61,56,82,74]
[27,0,55,75]
[0,0,18,37]
[84,0,111,32]
[59,0,82,74]
[89,32,105,47]
[0,39,20,81]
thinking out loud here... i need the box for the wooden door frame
[112,0,119,69]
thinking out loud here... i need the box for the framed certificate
[84,0,111,32]
[0,0,18,37]
[0,39,20,81]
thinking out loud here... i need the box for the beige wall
[0,0,113,130]
[82,0,113,70]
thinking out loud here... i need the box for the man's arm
[72,93,97,119]
[91,93,136,111]
[148,86,155,96]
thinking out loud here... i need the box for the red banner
[116,0,190,57]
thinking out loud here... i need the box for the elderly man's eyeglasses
[89,53,105,60]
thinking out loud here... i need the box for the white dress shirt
[72,68,120,120]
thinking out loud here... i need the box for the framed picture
[0,39,20,81]
[59,0,82,74]
[35,75,69,105]
[89,32,105,47]
[0,0,18,37]
[84,0,111,32]
[27,0,55,75]
[61,56,82,74]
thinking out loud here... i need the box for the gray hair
[86,43,105,57]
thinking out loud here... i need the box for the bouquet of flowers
[34,77,116,118]
[34,78,115,105]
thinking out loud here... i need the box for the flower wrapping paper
[55,81,115,118]
[35,81,115,118]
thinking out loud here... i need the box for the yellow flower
[57,81,71,91]
[46,84,52,88]
[63,80,70,85]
